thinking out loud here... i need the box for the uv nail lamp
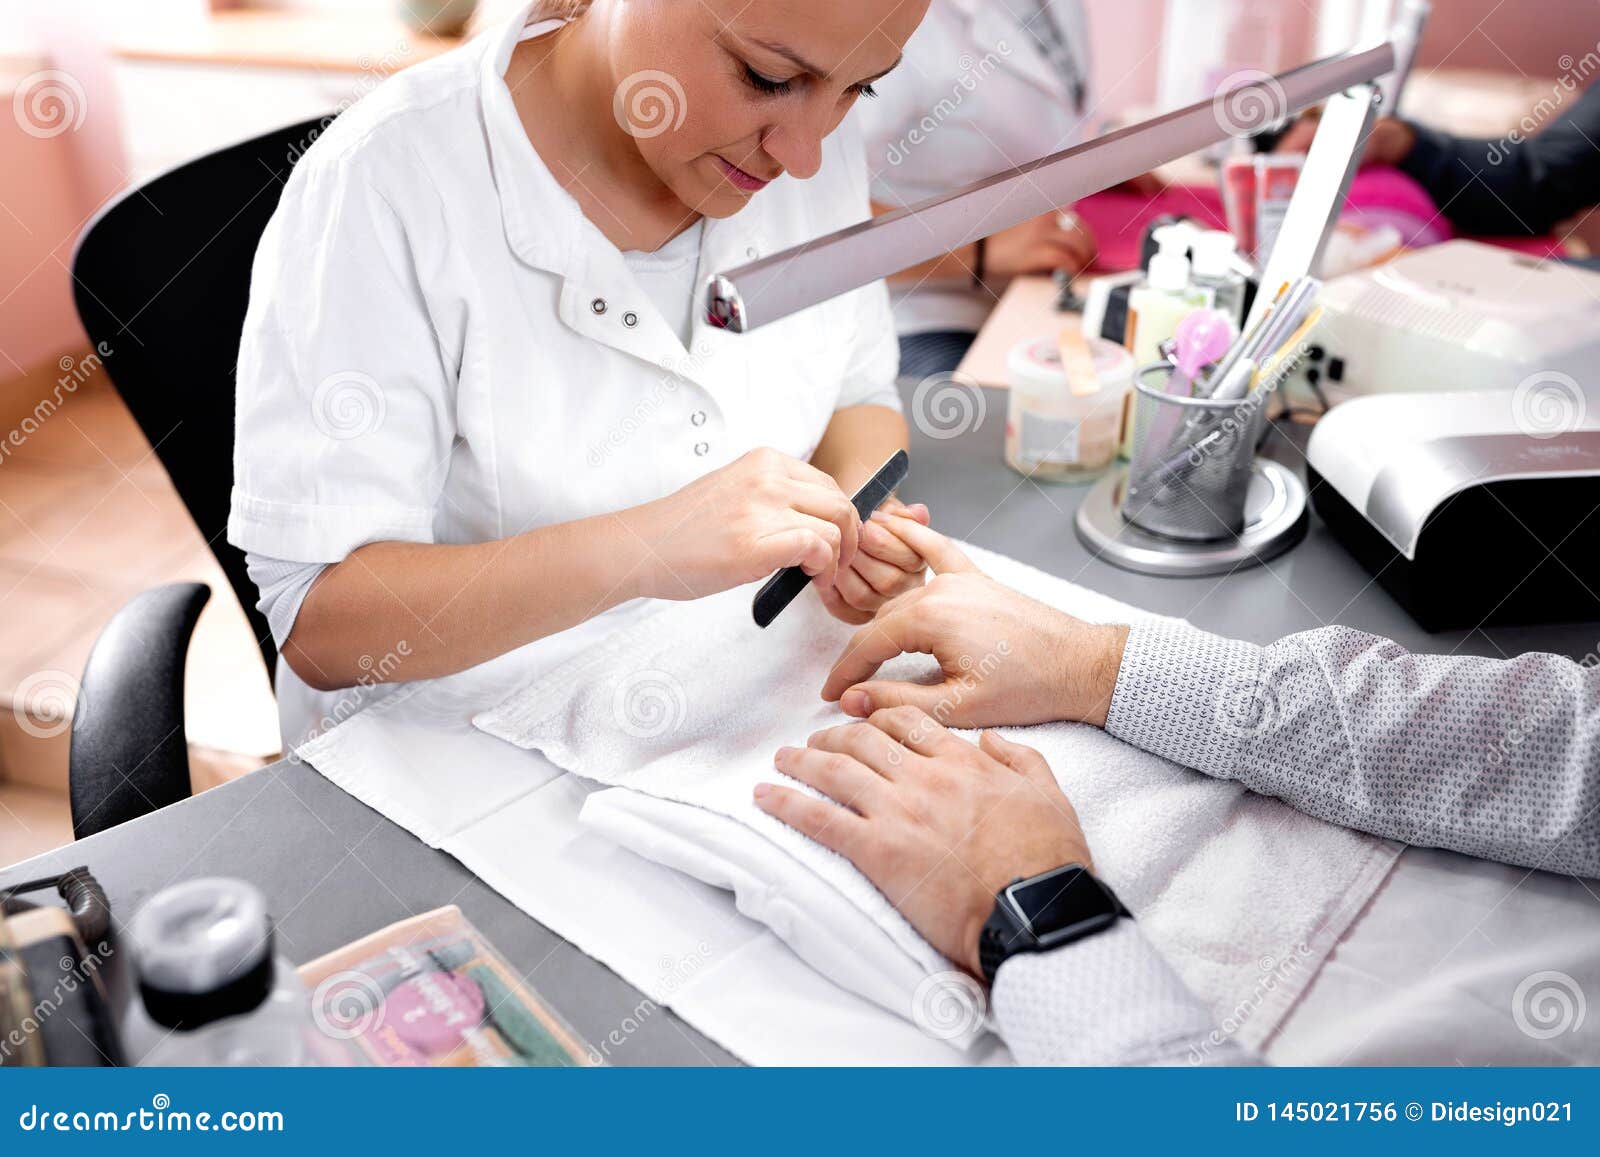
[1289,240,1600,406]
[1307,390,1600,630]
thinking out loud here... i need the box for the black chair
[65,115,334,838]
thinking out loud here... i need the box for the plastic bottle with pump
[1125,230,1206,369]
[1190,230,1247,326]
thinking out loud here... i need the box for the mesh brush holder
[1121,363,1274,542]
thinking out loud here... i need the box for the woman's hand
[820,519,1129,729]
[625,447,861,601]
[817,497,932,624]
[755,709,1094,978]
[984,210,1098,280]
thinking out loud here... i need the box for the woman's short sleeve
[228,140,455,563]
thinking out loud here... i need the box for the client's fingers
[859,517,925,573]
[872,516,978,575]
[978,730,1049,780]
[850,549,917,598]
[821,593,933,702]
[753,781,866,860]
[865,705,966,757]
[805,721,912,778]
[774,745,889,814]
[839,676,963,721]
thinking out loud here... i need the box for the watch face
[1005,866,1119,948]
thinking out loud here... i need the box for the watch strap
[978,870,1129,985]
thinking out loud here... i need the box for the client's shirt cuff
[1103,620,1266,778]
[991,920,1248,1065]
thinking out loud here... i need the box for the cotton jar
[1004,334,1134,481]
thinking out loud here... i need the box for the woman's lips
[715,155,771,192]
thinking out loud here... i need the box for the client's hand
[821,520,1129,729]
[985,210,1098,280]
[754,708,1093,978]
[818,497,932,625]
[1275,111,1416,168]
[627,447,860,600]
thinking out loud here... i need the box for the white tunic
[228,4,900,750]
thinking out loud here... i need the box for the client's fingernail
[841,689,870,716]
[753,783,772,800]
[774,746,795,764]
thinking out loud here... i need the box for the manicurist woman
[229,0,935,748]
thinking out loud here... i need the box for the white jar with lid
[1005,334,1134,481]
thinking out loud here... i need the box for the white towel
[474,542,1399,1051]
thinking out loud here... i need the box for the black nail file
[751,449,910,629]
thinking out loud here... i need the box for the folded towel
[474,542,1397,1051]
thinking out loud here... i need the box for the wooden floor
[0,351,278,868]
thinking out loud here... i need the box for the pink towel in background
[1073,166,1568,271]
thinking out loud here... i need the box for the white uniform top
[228,4,900,750]
[858,0,1093,336]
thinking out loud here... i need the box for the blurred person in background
[859,0,1113,379]
[1277,80,1600,246]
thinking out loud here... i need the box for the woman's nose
[760,117,824,181]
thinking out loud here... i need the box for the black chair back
[70,114,336,675]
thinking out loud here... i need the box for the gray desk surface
[5,384,1594,1067]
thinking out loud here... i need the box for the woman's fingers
[757,518,838,584]
[785,479,860,571]
[871,515,979,575]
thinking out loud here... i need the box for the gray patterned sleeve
[991,921,1259,1065]
[1104,621,1600,879]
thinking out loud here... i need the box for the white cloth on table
[471,541,1398,1053]
[294,589,1600,1065]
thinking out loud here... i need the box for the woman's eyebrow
[748,37,902,84]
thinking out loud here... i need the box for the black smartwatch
[978,864,1130,984]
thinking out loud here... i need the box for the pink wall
[1082,0,1600,122]
[1413,0,1600,75]
[1082,0,1165,121]
[0,3,128,378]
